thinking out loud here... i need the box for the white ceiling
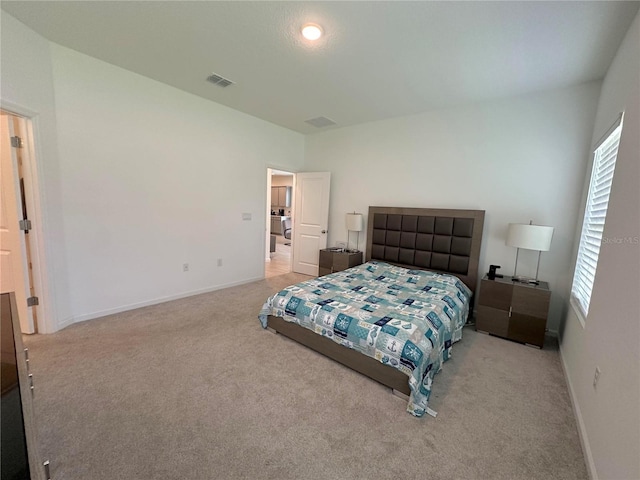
[2,1,638,134]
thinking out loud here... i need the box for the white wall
[48,44,304,323]
[2,12,305,329]
[560,12,640,480]
[305,82,601,332]
[0,13,71,332]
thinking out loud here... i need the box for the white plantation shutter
[571,117,623,319]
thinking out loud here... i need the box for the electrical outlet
[593,366,601,388]
[217,258,223,267]
[242,212,251,221]
[183,263,189,272]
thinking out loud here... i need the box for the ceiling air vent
[206,73,235,88]
[305,116,337,128]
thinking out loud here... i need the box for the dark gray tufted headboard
[365,206,485,293]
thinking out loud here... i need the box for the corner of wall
[558,338,597,480]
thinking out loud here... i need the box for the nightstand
[318,249,363,276]
[476,275,551,348]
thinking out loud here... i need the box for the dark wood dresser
[1,293,48,479]
[318,249,363,276]
[476,275,551,348]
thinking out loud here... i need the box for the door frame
[265,167,296,274]
[1,112,34,332]
[1,100,55,334]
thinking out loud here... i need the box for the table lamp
[346,213,364,252]
[505,222,554,284]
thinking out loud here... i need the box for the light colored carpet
[24,273,587,479]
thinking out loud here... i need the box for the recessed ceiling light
[301,23,323,41]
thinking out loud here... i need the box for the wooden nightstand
[476,275,551,348]
[318,249,363,276]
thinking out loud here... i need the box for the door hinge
[27,296,39,307]
[11,136,23,148]
[19,219,32,231]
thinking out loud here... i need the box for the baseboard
[65,277,264,327]
[558,341,597,480]
[56,316,75,332]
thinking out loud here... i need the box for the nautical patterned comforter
[258,261,471,417]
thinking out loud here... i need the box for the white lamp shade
[506,223,554,251]
[346,213,364,232]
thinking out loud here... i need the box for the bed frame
[266,206,485,397]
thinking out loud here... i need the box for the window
[571,115,623,320]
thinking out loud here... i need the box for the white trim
[2,113,34,331]
[570,117,622,321]
[559,341,597,480]
[546,328,559,337]
[17,116,42,330]
[68,277,263,325]
[569,295,587,328]
[56,316,75,332]
[592,112,623,152]
[0,99,57,333]
[265,165,297,277]
[265,167,273,274]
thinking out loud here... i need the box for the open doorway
[0,110,45,333]
[265,168,294,277]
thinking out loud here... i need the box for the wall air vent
[304,116,337,128]
[206,73,235,88]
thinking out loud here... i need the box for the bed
[259,206,485,417]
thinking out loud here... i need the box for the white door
[292,172,331,276]
[0,114,34,333]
